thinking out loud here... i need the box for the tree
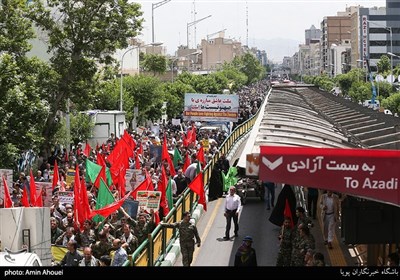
[0,0,54,169]
[27,0,144,158]
[141,53,167,76]
[160,81,195,119]
[232,53,265,85]
[381,92,400,115]
[376,55,390,75]
[122,75,163,126]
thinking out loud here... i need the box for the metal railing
[126,98,264,266]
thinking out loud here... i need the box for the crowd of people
[0,79,270,266]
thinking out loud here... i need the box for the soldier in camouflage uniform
[290,225,315,266]
[91,232,112,259]
[276,216,293,266]
[119,208,156,244]
[160,211,201,266]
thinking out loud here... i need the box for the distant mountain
[252,37,302,64]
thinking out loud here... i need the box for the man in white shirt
[224,186,241,240]
[320,191,340,249]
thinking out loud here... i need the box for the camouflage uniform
[276,227,293,266]
[162,220,201,266]
[120,232,139,254]
[291,235,315,266]
[131,219,155,245]
[91,240,112,259]
[76,229,96,247]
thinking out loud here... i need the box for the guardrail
[126,95,264,266]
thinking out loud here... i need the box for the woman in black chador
[269,184,297,227]
[208,161,223,201]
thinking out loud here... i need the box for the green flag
[166,178,174,210]
[85,159,113,186]
[173,148,183,168]
[196,161,201,174]
[93,178,115,224]
[222,167,238,192]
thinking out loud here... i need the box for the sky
[134,0,386,63]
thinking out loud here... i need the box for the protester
[234,236,257,266]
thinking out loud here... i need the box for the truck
[83,110,126,147]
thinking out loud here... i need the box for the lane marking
[192,197,223,264]
[317,196,347,266]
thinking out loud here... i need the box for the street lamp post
[151,0,171,43]
[387,52,399,83]
[187,15,212,48]
[171,50,202,82]
[367,20,393,83]
[120,42,163,111]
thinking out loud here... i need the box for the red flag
[2,176,13,208]
[20,188,30,207]
[118,167,126,198]
[161,135,176,177]
[121,130,136,155]
[284,198,294,229]
[188,172,207,211]
[145,169,154,191]
[89,191,131,218]
[153,210,161,226]
[52,160,59,190]
[96,153,106,168]
[182,153,191,173]
[73,165,83,230]
[64,151,69,163]
[158,165,170,215]
[190,125,197,143]
[135,153,141,170]
[196,146,206,167]
[94,165,107,188]
[35,188,43,207]
[83,142,92,157]
[29,169,37,206]
[130,178,148,200]
[182,133,189,147]
[80,178,91,222]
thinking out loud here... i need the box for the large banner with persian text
[183,93,239,122]
[259,146,400,206]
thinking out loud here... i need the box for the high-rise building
[305,25,321,45]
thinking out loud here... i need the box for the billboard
[259,146,400,206]
[183,93,239,122]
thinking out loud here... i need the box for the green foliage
[141,53,167,76]
[219,64,248,91]
[70,113,95,145]
[94,79,120,110]
[377,55,390,74]
[0,0,35,56]
[376,81,395,99]
[122,75,163,125]
[26,0,144,157]
[381,92,400,114]
[0,55,53,167]
[348,82,373,102]
[231,53,265,85]
[336,74,353,96]
[160,81,195,119]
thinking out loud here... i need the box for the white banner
[183,93,239,122]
